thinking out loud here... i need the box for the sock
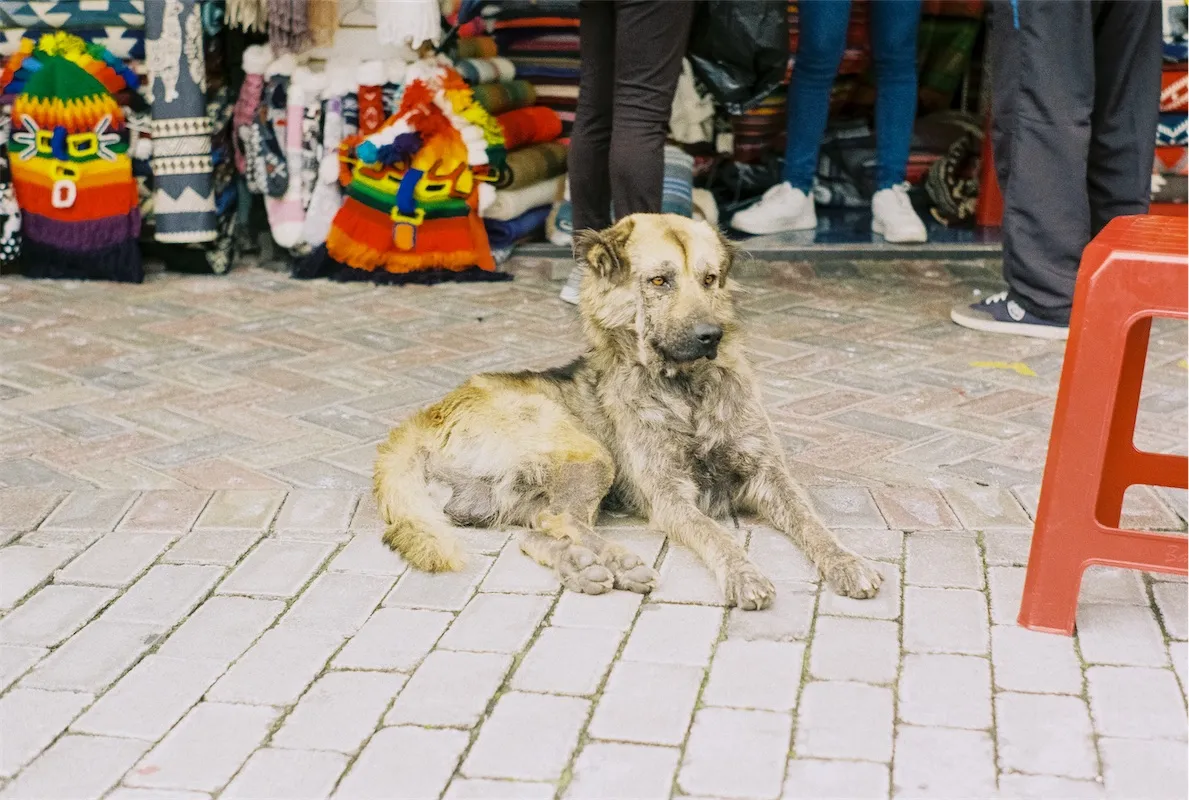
[300,94,344,249]
[357,60,385,136]
[259,54,296,199]
[233,44,271,175]
[265,72,307,248]
[294,67,326,212]
[239,121,266,194]
[0,149,20,264]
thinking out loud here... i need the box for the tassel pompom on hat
[0,32,143,282]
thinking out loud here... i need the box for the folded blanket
[0,0,145,30]
[498,106,562,150]
[1157,112,1188,146]
[456,56,515,85]
[1162,68,1187,113]
[484,175,564,221]
[0,26,144,59]
[484,204,550,248]
[472,79,537,115]
[662,145,695,217]
[457,35,498,58]
[497,140,567,189]
[488,1,579,20]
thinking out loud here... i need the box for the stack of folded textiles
[1154,1,1187,206]
[456,32,570,262]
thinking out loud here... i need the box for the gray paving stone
[1078,565,1149,606]
[107,789,212,800]
[386,650,511,728]
[1172,640,1188,695]
[156,595,284,667]
[0,644,45,692]
[71,654,224,740]
[903,587,988,655]
[818,561,901,621]
[329,531,409,576]
[870,487,961,531]
[996,692,1098,779]
[281,571,394,635]
[481,543,562,594]
[942,484,1032,528]
[273,489,357,532]
[1099,737,1188,800]
[588,661,704,746]
[1077,604,1169,667]
[566,743,679,800]
[100,563,222,631]
[652,544,731,604]
[783,759,889,799]
[995,774,1105,799]
[1087,665,1187,740]
[0,734,148,800]
[621,603,722,666]
[437,592,551,654]
[334,606,452,671]
[0,488,63,532]
[463,692,590,781]
[898,653,991,730]
[991,624,1083,694]
[192,489,284,530]
[334,726,469,800]
[704,640,805,711]
[746,527,818,582]
[809,616,898,684]
[23,619,158,692]
[0,583,114,646]
[808,486,887,528]
[383,554,494,611]
[988,565,1025,626]
[794,681,893,761]
[552,590,643,630]
[446,779,555,800]
[679,707,791,799]
[0,545,74,610]
[0,686,92,777]
[892,725,996,799]
[272,670,405,753]
[512,626,623,696]
[125,702,278,792]
[834,528,905,563]
[728,582,816,641]
[222,748,348,800]
[39,490,136,531]
[216,539,335,598]
[118,490,210,532]
[1154,581,1188,639]
[163,529,263,566]
[904,532,983,589]
[17,526,102,554]
[206,625,344,706]
[982,529,1033,567]
[55,531,175,587]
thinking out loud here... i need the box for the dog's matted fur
[374,214,882,608]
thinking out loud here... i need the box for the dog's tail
[373,421,465,572]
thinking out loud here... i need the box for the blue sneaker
[950,291,1069,340]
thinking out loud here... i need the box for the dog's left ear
[573,219,634,282]
[715,230,741,288]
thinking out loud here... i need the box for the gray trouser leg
[989,0,1162,324]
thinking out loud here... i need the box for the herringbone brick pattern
[0,261,1185,799]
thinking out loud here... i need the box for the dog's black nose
[693,323,723,347]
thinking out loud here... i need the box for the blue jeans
[783,0,922,193]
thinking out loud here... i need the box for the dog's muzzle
[661,323,724,362]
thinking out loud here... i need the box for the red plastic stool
[975,114,1003,228]
[1018,215,1189,635]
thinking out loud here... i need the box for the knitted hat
[1,32,143,282]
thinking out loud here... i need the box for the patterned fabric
[497,106,561,150]
[495,140,566,189]
[0,143,21,264]
[457,35,498,58]
[294,62,511,284]
[0,26,143,58]
[146,0,217,243]
[456,57,516,86]
[1157,112,1188,145]
[0,1,145,30]
[1162,67,1188,113]
[471,80,536,115]
[1,32,142,281]
[662,145,694,217]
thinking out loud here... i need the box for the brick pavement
[0,260,1185,800]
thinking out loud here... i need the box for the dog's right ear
[573,223,632,282]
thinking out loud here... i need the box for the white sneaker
[872,183,928,243]
[729,182,817,235]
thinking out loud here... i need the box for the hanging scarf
[227,0,269,32]
[308,0,339,47]
[268,0,310,54]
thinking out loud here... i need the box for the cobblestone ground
[0,260,1185,800]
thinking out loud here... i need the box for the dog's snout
[694,323,723,347]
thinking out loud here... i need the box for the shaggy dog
[374,214,882,608]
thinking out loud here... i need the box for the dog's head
[572,214,740,367]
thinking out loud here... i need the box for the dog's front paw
[602,547,658,594]
[825,553,883,599]
[723,561,775,611]
[557,543,615,595]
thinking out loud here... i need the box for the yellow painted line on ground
[1178,359,1187,370]
[970,360,1038,378]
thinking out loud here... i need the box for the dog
[374,213,883,608]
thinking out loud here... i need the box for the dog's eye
[703,274,718,287]
[650,276,667,287]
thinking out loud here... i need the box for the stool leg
[1097,317,1153,527]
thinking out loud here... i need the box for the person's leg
[1087,0,1162,236]
[868,0,927,243]
[729,0,849,234]
[560,0,616,303]
[952,0,1095,337]
[605,0,695,219]
[568,0,616,233]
